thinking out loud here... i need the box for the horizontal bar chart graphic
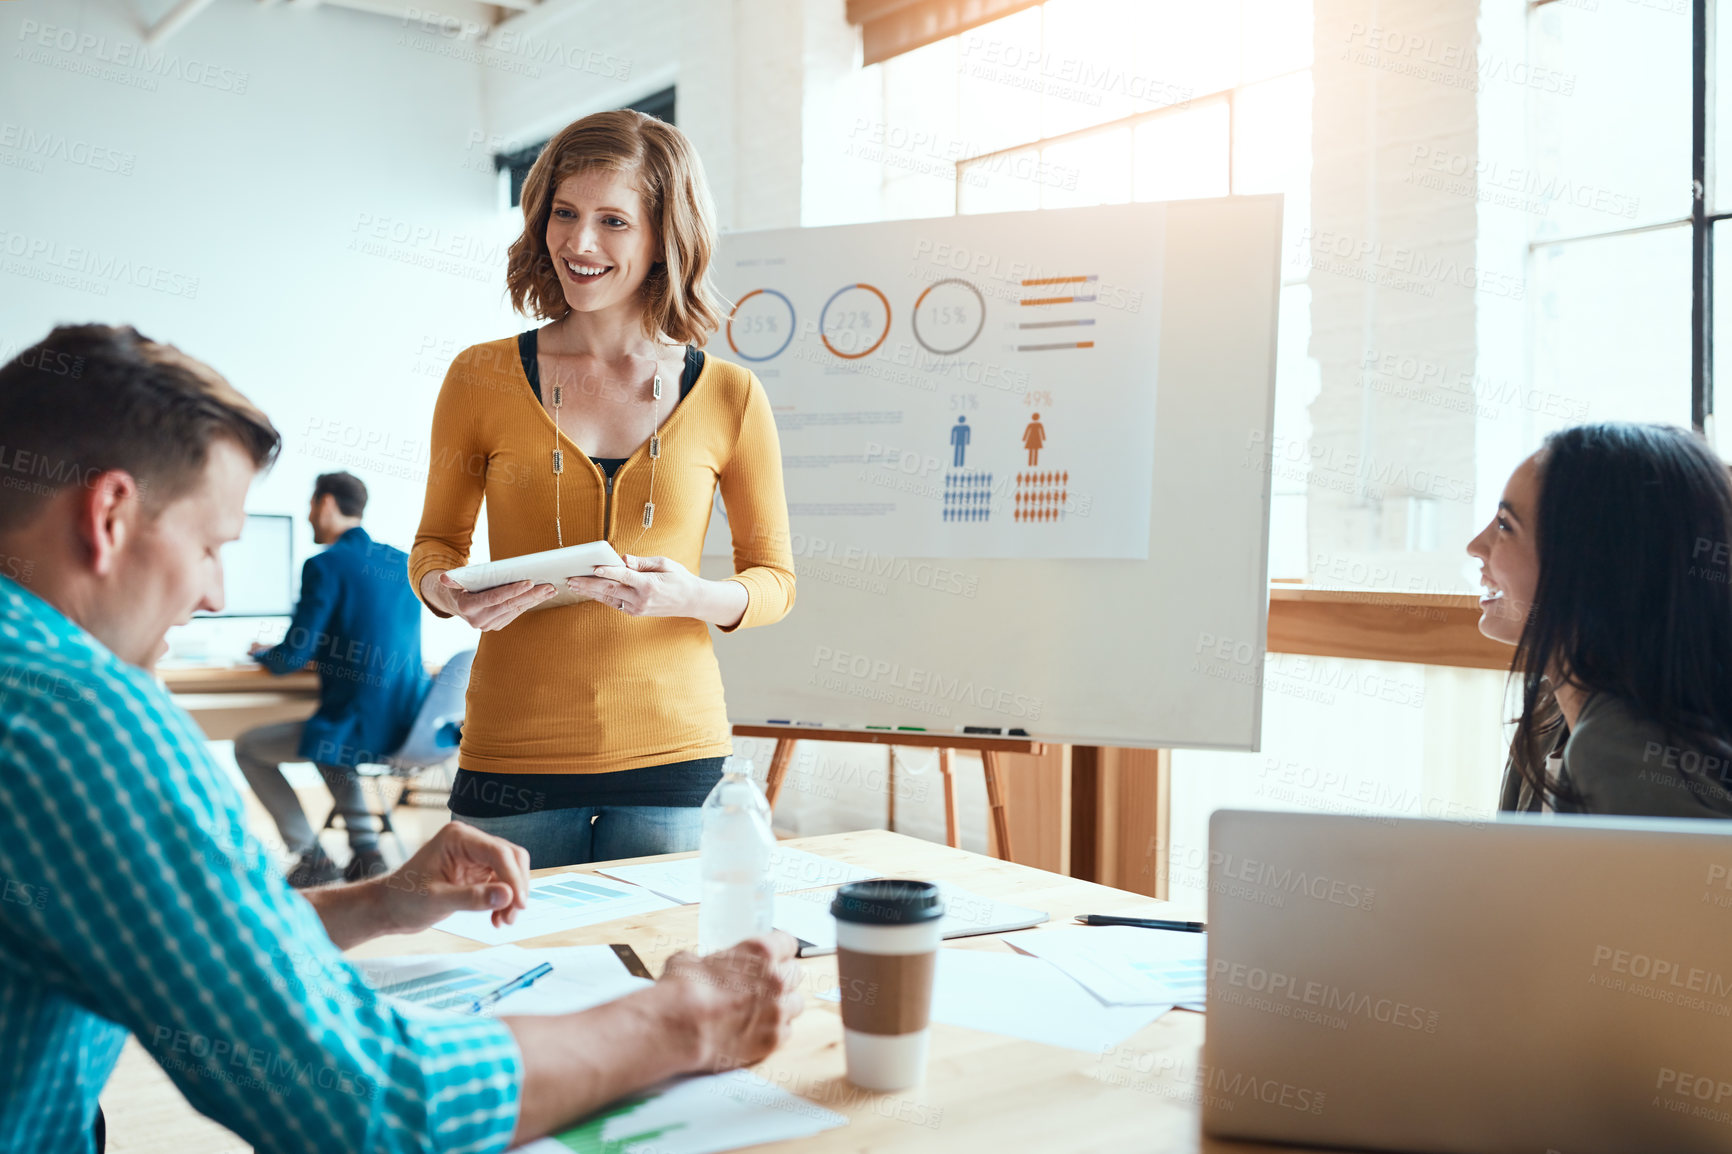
[377,966,494,1011]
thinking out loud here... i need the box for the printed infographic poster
[704,203,1165,560]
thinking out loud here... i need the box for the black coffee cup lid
[831,879,945,925]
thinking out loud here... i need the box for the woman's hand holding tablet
[569,554,695,617]
[424,541,626,629]
[571,554,750,628]
[425,573,557,631]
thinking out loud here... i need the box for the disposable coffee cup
[831,879,945,1091]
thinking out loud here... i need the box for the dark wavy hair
[1509,422,1732,804]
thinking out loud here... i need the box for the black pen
[1075,914,1206,932]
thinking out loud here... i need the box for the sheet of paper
[598,847,876,905]
[512,1069,847,1154]
[773,882,1048,952]
[1005,925,1207,1006]
[359,944,652,1016]
[823,948,1170,1052]
[704,205,1167,560]
[434,872,678,945]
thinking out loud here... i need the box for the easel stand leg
[886,746,896,832]
[764,739,797,808]
[732,727,1041,863]
[939,748,959,848]
[980,750,1013,861]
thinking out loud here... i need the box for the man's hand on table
[305,822,531,949]
[504,932,808,1146]
[375,821,532,934]
[657,932,807,1070]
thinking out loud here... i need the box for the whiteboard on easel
[701,196,1280,752]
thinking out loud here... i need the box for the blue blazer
[254,527,429,769]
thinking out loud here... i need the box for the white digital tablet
[446,541,625,612]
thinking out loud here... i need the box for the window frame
[1695,0,1714,433]
[1527,0,1709,433]
[950,69,1310,223]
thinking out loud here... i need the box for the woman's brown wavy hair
[505,110,723,346]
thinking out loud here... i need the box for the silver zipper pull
[642,502,655,529]
[652,374,662,401]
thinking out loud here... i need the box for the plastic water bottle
[697,756,776,955]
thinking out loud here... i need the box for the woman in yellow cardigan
[411,110,794,867]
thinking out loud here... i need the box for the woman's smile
[561,258,614,285]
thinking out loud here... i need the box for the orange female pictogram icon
[1023,414,1047,467]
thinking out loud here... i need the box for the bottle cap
[722,755,755,777]
[831,879,944,925]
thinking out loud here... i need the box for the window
[1502,0,1695,494]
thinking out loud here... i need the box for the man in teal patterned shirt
[0,325,804,1153]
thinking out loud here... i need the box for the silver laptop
[1204,809,1732,1154]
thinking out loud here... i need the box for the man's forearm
[505,985,700,1146]
[302,878,391,951]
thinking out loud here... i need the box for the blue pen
[467,962,553,1014]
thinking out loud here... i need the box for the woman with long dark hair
[1467,422,1732,816]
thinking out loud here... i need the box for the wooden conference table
[106,829,1351,1154]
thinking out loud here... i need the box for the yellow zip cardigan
[409,336,795,775]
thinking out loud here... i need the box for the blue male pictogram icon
[950,415,971,467]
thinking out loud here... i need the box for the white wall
[2,0,519,661]
[477,0,867,234]
[475,0,680,158]
[479,0,771,230]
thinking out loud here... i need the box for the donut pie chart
[725,288,796,362]
[819,283,892,360]
[912,278,986,356]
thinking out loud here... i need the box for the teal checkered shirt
[0,575,522,1153]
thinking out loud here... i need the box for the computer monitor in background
[162,513,296,666]
[198,513,295,618]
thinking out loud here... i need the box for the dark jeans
[454,805,702,868]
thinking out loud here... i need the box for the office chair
[320,649,474,847]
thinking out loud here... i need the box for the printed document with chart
[704,202,1166,560]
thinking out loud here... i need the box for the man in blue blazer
[238,472,430,886]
